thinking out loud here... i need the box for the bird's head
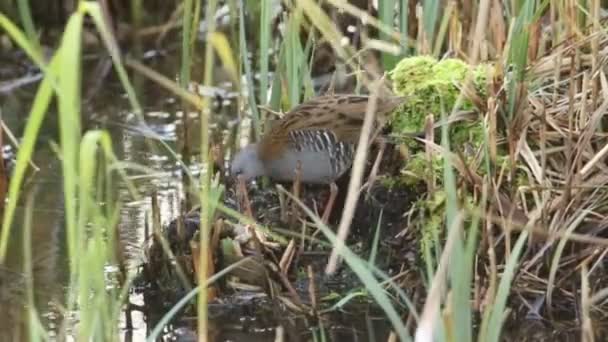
[230,143,266,181]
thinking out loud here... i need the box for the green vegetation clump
[389,56,492,145]
[398,153,443,186]
[388,56,497,253]
[388,56,497,184]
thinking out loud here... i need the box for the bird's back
[258,94,405,163]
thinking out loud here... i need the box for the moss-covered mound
[388,56,495,185]
[390,56,491,142]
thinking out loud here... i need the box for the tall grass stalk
[23,188,48,341]
[0,12,62,261]
[285,7,305,107]
[259,0,272,107]
[441,107,471,342]
[16,0,40,54]
[422,0,441,52]
[478,229,529,341]
[505,0,538,121]
[76,131,125,340]
[83,2,142,114]
[198,0,219,339]
[0,48,52,260]
[55,12,84,300]
[239,0,261,141]
[0,13,46,67]
[269,55,284,110]
[179,0,196,207]
[431,2,454,56]
[130,0,144,95]
[1,2,142,340]
[180,0,194,89]
[546,209,593,306]
[379,0,399,69]
[399,0,410,56]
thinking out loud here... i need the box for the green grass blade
[422,0,441,50]
[379,0,399,69]
[482,230,529,342]
[180,0,194,89]
[367,210,383,267]
[441,102,471,342]
[0,57,57,261]
[56,10,84,272]
[239,0,261,140]
[283,187,412,342]
[547,210,592,305]
[16,0,41,54]
[0,13,46,68]
[82,1,142,115]
[399,0,410,56]
[285,8,304,107]
[259,0,272,105]
[506,0,538,120]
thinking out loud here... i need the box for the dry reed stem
[484,210,608,248]
[581,262,594,342]
[325,81,381,274]
[307,265,318,310]
[278,239,296,274]
[414,212,464,342]
[424,114,435,193]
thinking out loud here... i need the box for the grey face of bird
[230,143,266,181]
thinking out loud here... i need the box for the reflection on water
[0,42,239,339]
[0,144,65,341]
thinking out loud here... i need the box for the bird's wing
[258,94,404,161]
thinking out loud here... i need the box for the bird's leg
[278,188,288,223]
[237,175,254,219]
[320,182,338,225]
[362,136,387,195]
[290,161,303,227]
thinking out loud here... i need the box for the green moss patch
[389,56,492,146]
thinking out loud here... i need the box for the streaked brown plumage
[231,93,405,223]
[257,94,404,162]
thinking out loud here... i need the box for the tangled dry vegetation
[459,23,608,321]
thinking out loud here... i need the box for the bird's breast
[264,147,352,184]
